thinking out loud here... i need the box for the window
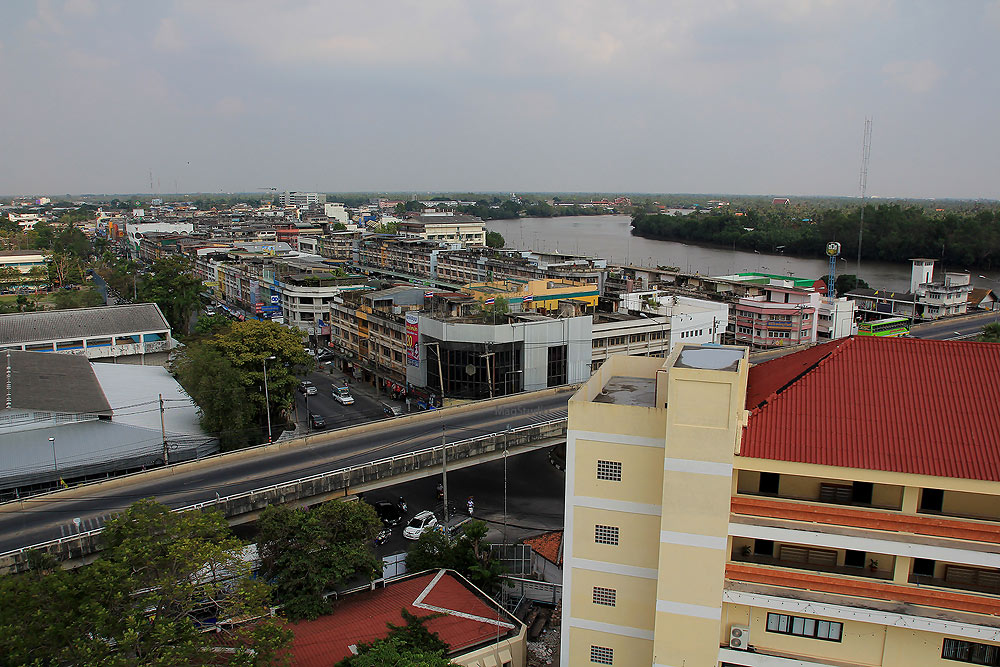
[547,345,567,387]
[754,539,774,556]
[597,460,622,482]
[943,638,1000,666]
[759,472,780,495]
[844,550,866,568]
[914,558,936,577]
[595,525,619,545]
[592,586,616,606]
[921,488,944,512]
[766,613,842,641]
[852,482,873,504]
[591,645,614,664]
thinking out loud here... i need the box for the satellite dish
[465,364,477,376]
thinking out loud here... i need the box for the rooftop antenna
[856,117,873,278]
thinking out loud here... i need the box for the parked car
[403,510,438,540]
[381,402,404,417]
[332,385,355,405]
[309,413,326,429]
[317,349,336,362]
[372,499,406,527]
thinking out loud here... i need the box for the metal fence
[501,575,562,606]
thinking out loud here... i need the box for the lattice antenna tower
[856,117,873,278]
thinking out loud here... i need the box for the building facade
[562,337,1000,667]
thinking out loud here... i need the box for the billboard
[405,312,420,367]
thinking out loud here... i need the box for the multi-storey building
[278,191,325,207]
[464,278,600,314]
[562,336,1000,667]
[399,212,487,246]
[733,286,820,349]
[848,259,972,322]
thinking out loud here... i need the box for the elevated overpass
[0,388,573,573]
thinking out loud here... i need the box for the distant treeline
[631,204,1000,269]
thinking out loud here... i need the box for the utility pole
[159,394,169,465]
[856,117,873,279]
[441,428,450,542]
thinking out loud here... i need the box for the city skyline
[2,1,999,199]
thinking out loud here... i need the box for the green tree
[405,521,503,593]
[0,499,291,666]
[258,500,382,620]
[210,319,312,434]
[336,610,453,666]
[31,221,55,249]
[172,343,257,450]
[26,264,49,291]
[485,231,505,248]
[51,288,104,309]
[979,322,1000,343]
[0,266,19,287]
[194,312,233,336]
[137,257,204,332]
[834,274,869,296]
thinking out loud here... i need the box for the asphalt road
[0,391,571,554]
[290,368,387,433]
[361,447,566,557]
[909,310,999,340]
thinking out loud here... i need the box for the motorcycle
[375,527,391,546]
[398,496,408,513]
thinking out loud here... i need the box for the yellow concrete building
[464,278,599,313]
[562,336,1000,667]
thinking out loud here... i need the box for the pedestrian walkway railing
[0,417,568,573]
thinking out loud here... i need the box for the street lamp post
[263,355,276,443]
[48,437,57,477]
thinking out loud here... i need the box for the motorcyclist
[467,496,474,516]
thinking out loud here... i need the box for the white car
[298,381,318,396]
[332,386,355,405]
[403,511,438,540]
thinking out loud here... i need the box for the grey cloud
[0,0,997,198]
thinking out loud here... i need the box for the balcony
[731,550,893,582]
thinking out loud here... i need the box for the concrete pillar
[902,486,920,514]
[893,555,912,584]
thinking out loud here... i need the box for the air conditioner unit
[729,625,750,650]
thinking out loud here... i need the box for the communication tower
[826,242,841,298]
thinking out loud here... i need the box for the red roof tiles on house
[289,570,517,667]
[524,531,563,566]
[742,336,1000,481]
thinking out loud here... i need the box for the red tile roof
[289,570,518,667]
[524,531,563,566]
[742,336,1000,481]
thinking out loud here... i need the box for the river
[486,215,1000,293]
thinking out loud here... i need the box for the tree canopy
[485,231,505,248]
[979,322,1000,343]
[0,499,290,666]
[405,520,503,593]
[257,500,382,620]
[632,204,1000,269]
[172,319,310,448]
[137,257,204,331]
[335,609,453,666]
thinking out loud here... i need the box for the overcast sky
[2,1,998,199]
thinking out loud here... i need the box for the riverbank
[486,215,1000,292]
